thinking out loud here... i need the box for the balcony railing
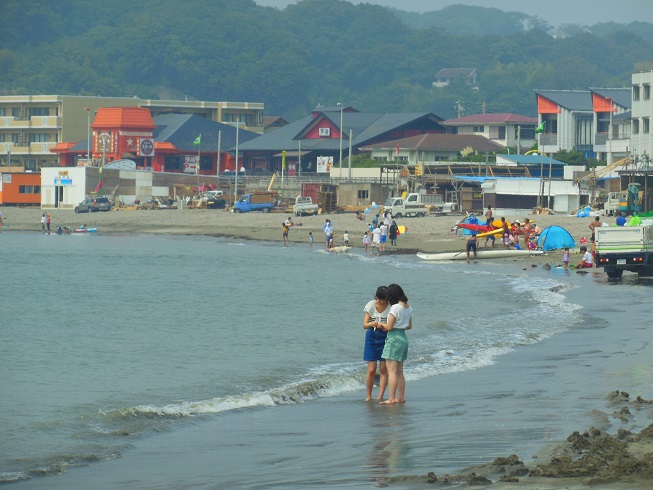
[13,115,31,121]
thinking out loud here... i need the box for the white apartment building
[631,62,653,166]
[0,95,264,171]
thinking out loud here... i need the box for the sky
[254,0,653,26]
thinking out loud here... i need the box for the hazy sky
[254,0,653,26]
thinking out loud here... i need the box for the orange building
[51,108,259,175]
[0,172,42,206]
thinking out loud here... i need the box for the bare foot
[364,396,372,401]
[380,399,395,404]
[395,399,406,403]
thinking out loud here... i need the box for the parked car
[207,196,226,209]
[74,197,112,213]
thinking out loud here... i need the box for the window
[472,126,484,132]
[633,85,640,101]
[29,107,49,116]
[633,119,639,134]
[19,185,41,194]
[12,108,21,117]
[0,108,5,116]
[29,133,51,143]
[644,84,651,100]
[357,190,369,199]
[644,118,650,134]
[490,126,506,139]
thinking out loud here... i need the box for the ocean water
[1,231,652,488]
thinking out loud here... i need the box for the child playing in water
[362,231,371,254]
[562,247,570,271]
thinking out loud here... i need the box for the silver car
[74,197,112,213]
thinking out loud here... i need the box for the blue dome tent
[537,225,575,251]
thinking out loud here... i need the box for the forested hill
[2,0,652,121]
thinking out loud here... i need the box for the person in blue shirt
[616,213,627,227]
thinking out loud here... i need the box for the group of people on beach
[362,211,399,256]
[362,283,412,404]
[301,212,400,255]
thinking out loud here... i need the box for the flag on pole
[535,121,546,134]
[193,134,201,145]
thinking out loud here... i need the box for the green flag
[193,134,201,145]
[535,121,546,134]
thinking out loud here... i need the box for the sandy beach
[2,206,600,259]
[4,205,653,489]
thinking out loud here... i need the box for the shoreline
[6,206,652,489]
[1,207,602,262]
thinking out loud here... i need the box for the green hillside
[2,0,651,120]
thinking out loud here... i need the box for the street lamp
[234,117,240,207]
[607,97,614,165]
[84,107,91,164]
[338,103,343,177]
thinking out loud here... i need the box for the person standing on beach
[281,222,289,246]
[484,205,493,226]
[388,220,398,247]
[371,223,382,256]
[323,219,333,250]
[363,286,390,401]
[362,231,371,254]
[308,231,313,248]
[562,247,570,271]
[41,212,47,233]
[465,231,478,263]
[379,221,388,252]
[589,215,602,243]
[378,284,412,404]
[46,213,51,234]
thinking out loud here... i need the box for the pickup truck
[293,196,318,216]
[233,193,274,213]
[383,196,429,218]
[595,223,653,278]
[404,192,442,206]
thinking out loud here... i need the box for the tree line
[2,0,652,122]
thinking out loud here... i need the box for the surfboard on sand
[416,249,544,261]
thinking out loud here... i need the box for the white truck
[404,192,442,206]
[293,196,318,216]
[595,223,653,279]
[383,196,429,218]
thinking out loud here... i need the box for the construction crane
[575,157,632,206]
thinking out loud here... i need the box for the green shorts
[381,330,408,361]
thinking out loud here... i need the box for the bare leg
[395,361,406,403]
[377,361,388,401]
[381,360,398,403]
[365,361,377,401]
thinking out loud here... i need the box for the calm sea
[1,230,651,487]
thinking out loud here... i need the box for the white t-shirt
[389,303,412,330]
[583,251,594,265]
[364,300,390,324]
[372,227,382,244]
[380,224,387,237]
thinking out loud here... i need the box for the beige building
[631,62,653,165]
[0,95,264,171]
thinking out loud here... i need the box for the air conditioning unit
[318,127,331,137]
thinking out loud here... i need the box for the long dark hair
[375,286,387,301]
[386,284,407,305]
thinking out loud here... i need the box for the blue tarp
[537,225,576,251]
[459,214,480,235]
